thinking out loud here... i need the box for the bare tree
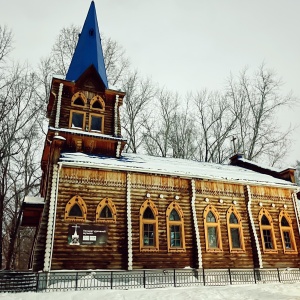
[0,61,43,268]
[0,25,13,63]
[227,64,293,166]
[143,89,179,157]
[192,90,236,163]
[121,71,156,153]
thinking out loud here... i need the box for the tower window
[90,114,104,132]
[71,92,87,107]
[69,110,86,130]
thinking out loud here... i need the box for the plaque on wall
[68,224,108,246]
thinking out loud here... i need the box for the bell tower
[40,1,126,197]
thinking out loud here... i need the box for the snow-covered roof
[59,152,297,188]
[24,196,44,204]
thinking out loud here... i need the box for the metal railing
[1,268,300,293]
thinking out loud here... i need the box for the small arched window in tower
[204,205,222,252]
[71,92,87,107]
[96,198,116,223]
[65,195,87,222]
[226,206,245,252]
[259,208,277,253]
[89,95,105,132]
[166,202,185,252]
[279,211,297,254]
[140,200,159,251]
[90,95,105,111]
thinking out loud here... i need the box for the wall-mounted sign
[68,224,107,246]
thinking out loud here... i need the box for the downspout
[245,185,263,269]
[126,173,133,270]
[55,83,63,128]
[191,179,202,269]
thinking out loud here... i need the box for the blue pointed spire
[66,1,108,88]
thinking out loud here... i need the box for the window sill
[140,247,159,252]
[283,250,298,254]
[96,219,116,224]
[168,248,186,253]
[206,248,223,253]
[262,249,278,254]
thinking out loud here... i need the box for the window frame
[71,92,87,107]
[279,210,297,254]
[89,113,104,133]
[166,202,186,252]
[90,95,105,112]
[65,195,87,222]
[140,200,159,252]
[258,208,278,253]
[96,198,117,223]
[226,206,245,253]
[69,110,86,130]
[204,205,223,252]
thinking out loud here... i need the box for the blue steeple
[66,1,108,88]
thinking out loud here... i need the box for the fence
[1,268,300,293]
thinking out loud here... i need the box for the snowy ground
[1,283,300,300]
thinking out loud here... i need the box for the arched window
[140,200,159,251]
[279,210,297,254]
[226,206,245,252]
[96,198,116,223]
[166,202,185,252]
[259,208,277,253]
[65,195,87,222]
[90,95,105,111]
[71,92,87,107]
[204,205,222,252]
[89,95,105,132]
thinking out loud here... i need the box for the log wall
[195,180,254,268]
[51,167,128,270]
[48,166,300,270]
[249,185,300,268]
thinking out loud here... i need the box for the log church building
[22,2,300,272]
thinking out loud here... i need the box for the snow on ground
[1,283,300,300]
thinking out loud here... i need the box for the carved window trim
[89,113,104,133]
[96,198,117,223]
[204,205,223,252]
[258,208,278,253]
[139,200,159,252]
[166,202,186,252]
[90,95,105,112]
[71,92,87,107]
[69,110,86,130]
[226,206,245,253]
[65,195,87,222]
[279,210,297,254]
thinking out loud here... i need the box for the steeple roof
[66,1,108,88]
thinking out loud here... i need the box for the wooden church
[21,1,300,272]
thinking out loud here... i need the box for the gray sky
[1,0,299,166]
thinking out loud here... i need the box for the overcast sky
[0,0,299,166]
